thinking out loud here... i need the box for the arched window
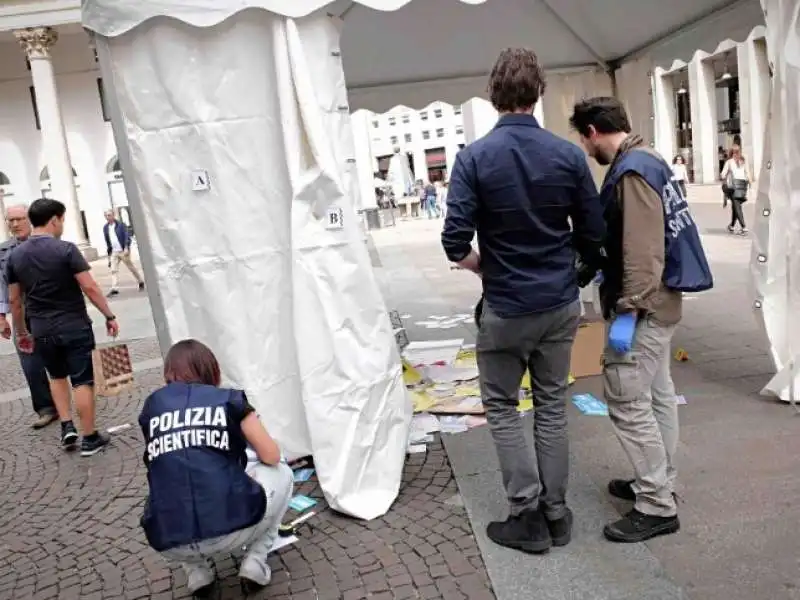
[40,165,78,181]
[106,156,121,173]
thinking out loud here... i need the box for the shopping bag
[92,343,134,397]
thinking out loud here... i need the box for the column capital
[14,26,58,60]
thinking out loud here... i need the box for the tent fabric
[751,0,798,403]
[92,8,411,520]
[84,0,765,112]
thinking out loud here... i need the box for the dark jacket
[102,220,131,256]
[441,114,606,317]
[138,383,266,552]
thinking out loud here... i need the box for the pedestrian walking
[442,47,606,554]
[570,96,713,543]
[103,209,145,297]
[0,203,56,428]
[7,198,118,455]
[720,145,750,235]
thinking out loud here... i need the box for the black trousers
[729,196,746,228]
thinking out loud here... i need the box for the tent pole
[92,34,172,358]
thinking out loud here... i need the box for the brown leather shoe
[32,413,57,429]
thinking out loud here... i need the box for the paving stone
[0,351,494,599]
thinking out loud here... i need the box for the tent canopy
[84,0,765,112]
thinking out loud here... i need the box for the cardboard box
[570,320,605,378]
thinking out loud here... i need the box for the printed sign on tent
[191,169,210,191]
[325,206,344,230]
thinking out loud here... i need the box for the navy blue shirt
[442,114,606,317]
[6,235,92,337]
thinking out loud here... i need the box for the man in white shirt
[102,210,144,297]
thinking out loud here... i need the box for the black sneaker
[546,507,573,547]
[608,479,637,501]
[61,422,78,450]
[138,282,145,291]
[80,432,111,457]
[486,508,552,554]
[609,479,679,503]
[107,289,119,298]
[603,509,680,543]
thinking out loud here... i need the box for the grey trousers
[603,317,679,517]
[477,300,580,520]
[162,462,294,591]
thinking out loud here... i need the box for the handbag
[732,179,749,202]
[92,343,134,396]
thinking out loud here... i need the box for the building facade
[0,4,128,253]
[361,98,545,184]
[652,30,770,184]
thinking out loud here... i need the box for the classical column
[0,190,9,241]
[688,54,719,184]
[14,27,89,250]
[737,37,770,179]
[350,110,378,210]
[652,68,677,163]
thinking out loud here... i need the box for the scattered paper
[572,393,609,416]
[428,395,484,415]
[289,495,318,512]
[293,468,315,482]
[423,364,479,384]
[269,535,298,553]
[466,415,488,429]
[677,395,687,405]
[411,412,441,434]
[404,339,464,366]
[439,416,469,434]
[407,444,427,454]
[107,423,131,434]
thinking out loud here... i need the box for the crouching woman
[139,339,293,596]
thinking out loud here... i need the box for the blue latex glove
[593,271,604,285]
[608,313,637,354]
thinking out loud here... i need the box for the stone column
[14,27,91,253]
[0,190,9,241]
[653,68,677,163]
[737,37,770,179]
[688,54,719,183]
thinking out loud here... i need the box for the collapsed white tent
[82,0,790,519]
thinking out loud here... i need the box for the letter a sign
[325,206,344,230]
[191,169,210,191]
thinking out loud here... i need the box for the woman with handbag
[720,145,750,235]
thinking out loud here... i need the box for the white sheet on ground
[93,9,411,520]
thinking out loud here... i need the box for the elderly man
[0,204,57,428]
[103,210,144,297]
[442,48,606,554]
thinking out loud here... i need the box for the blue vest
[600,148,713,293]
[138,382,266,552]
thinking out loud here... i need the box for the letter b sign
[325,207,344,230]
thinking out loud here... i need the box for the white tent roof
[84,0,764,111]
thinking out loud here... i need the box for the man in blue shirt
[442,48,605,554]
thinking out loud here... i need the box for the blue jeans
[17,347,55,416]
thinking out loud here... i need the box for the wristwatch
[106,315,117,321]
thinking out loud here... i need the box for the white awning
[84,0,765,111]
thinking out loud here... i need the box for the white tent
[387,152,414,199]
[82,0,791,520]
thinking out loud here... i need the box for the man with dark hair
[442,48,606,554]
[7,198,119,456]
[0,203,56,428]
[570,97,711,543]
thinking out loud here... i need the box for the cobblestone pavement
[0,365,494,599]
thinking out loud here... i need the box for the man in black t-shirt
[6,198,119,456]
